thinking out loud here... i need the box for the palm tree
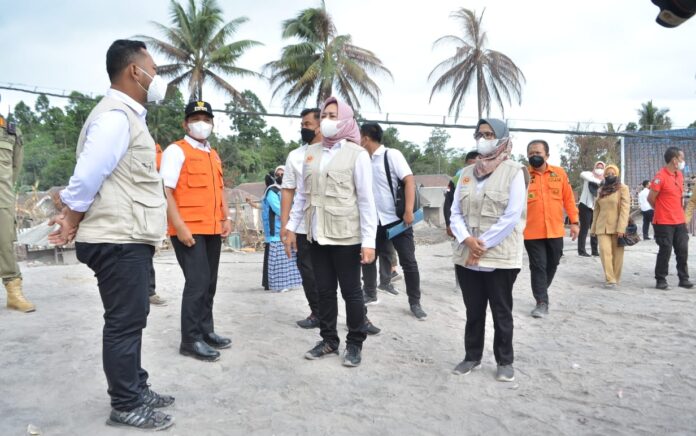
[136,0,262,103]
[264,1,392,112]
[428,8,525,121]
[637,100,672,131]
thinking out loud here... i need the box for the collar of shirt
[106,88,147,123]
[372,145,386,158]
[529,164,553,175]
[323,139,345,152]
[184,135,211,151]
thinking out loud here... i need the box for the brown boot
[5,278,35,312]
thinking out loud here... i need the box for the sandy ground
[2,227,696,436]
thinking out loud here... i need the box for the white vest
[303,142,363,246]
[74,97,166,245]
[453,160,529,269]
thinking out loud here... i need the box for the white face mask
[476,138,498,156]
[594,168,605,176]
[320,118,340,138]
[188,121,213,140]
[678,160,686,171]
[136,67,167,103]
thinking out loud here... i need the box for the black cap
[184,100,214,119]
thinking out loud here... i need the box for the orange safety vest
[167,139,225,236]
[155,143,162,171]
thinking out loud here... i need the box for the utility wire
[2,84,695,141]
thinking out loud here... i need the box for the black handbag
[617,219,640,247]
[384,149,421,219]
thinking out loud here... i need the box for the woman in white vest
[449,118,529,383]
[285,97,377,368]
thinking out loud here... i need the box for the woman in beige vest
[590,164,630,288]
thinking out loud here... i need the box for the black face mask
[529,155,545,168]
[604,176,617,185]
[275,175,283,185]
[301,128,316,144]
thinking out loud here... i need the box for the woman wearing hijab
[284,97,377,367]
[590,165,630,289]
[449,118,529,382]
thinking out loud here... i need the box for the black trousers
[524,238,564,304]
[456,266,519,365]
[262,242,270,290]
[310,242,367,349]
[171,235,222,343]
[362,225,421,306]
[76,242,153,411]
[578,203,598,255]
[296,233,319,315]
[654,223,689,282]
[642,210,654,238]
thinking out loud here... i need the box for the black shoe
[679,280,694,289]
[378,283,399,295]
[365,318,381,335]
[296,314,320,329]
[656,280,670,290]
[141,385,175,408]
[204,332,231,349]
[578,252,591,257]
[452,360,481,375]
[304,340,339,360]
[106,404,174,431]
[531,302,549,318]
[591,252,600,257]
[364,294,379,305]
[180,341,221,362]
[410,304,428,320]
[391,271,402,282]
[644,236,651,241]
[343,344,362,367]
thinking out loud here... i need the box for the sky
[0,0,695,166]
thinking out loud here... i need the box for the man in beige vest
[0,114,34,312]
[49,39,174,431]
[449,119,529,382]
[285,97,377,367]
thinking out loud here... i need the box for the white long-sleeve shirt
[60,89,147,212]
[579,170,603,209]
[450,171,526,271]
[281,143,310,234]
[286,140,377,248]
[638,187,652,212]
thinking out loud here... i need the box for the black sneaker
[578,252,591,257]
[343,344,362,367]
[106,404,174,431]
[391,271,402,282]
[410,304,428,320]
[378,283,399,295]
[531,302,549,318]
[679,280,694,289]
[496,364,515,382]
[141,385,175,408]
[591,252,600,257]
[365,318,381,335]
[364,294,379,305]
[452,360,480,375]
[304,341,339,360]
[296,314,320,329]
[656,280,670,290]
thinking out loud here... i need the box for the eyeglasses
[473,131,495,140]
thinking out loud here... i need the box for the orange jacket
[167,139,225,236]
[524,164,579,240]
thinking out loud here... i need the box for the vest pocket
[481,190,509,217]
[325,170,354,198]
[132,195,166,240]
[177,195,207,222]
[131,151,158,183]
[323,205,360,239]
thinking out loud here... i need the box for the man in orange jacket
[160,101,232,362]
[524,139,579,318]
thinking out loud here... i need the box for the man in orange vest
[524,139,579,319]
[160,101,232,362]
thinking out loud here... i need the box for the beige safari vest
[453,160,529,269]
[303,141,363,246]
[74,97,166,245]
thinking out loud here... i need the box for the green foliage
[136,0,262,102]
[637,100,672,131]
[688,120,696,129]
[625,122,638,132]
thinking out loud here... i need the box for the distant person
[160,100,232,362]
[577,161,604,256]
[449,118,529,382]
[590,165,630,288]
[638,179,654,240]
[48,39,174,430]
[359,122,427,320]
[524,139,579,318]
[648,146,692,290]
[285,96,377,367]
[444,151,480,237]
[0,114,35,312]
[263,165,302,292]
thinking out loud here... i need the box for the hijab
[320,96,361,148]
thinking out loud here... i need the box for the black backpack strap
[266,186,281,237]
[383,149,396,202]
